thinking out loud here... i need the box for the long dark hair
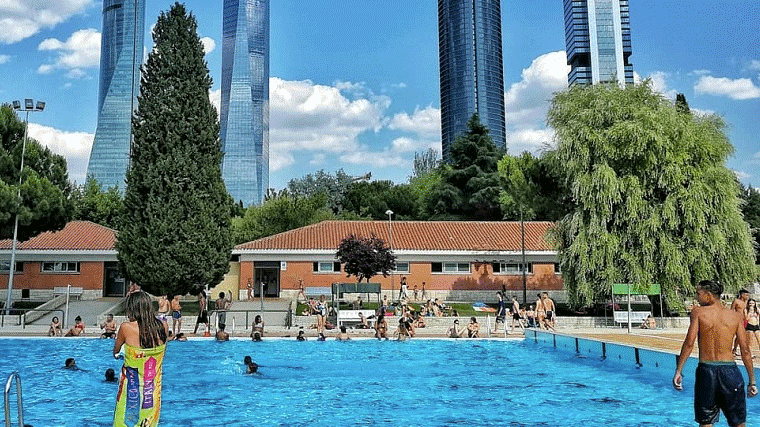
[126,291,167,348]
[747,298,759,316]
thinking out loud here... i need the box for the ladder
[3,371,24,427]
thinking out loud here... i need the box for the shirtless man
[542,292,556,331]
[246,278,253,301]
[100,314,117,338]
[215,323,230,341]
[510,296,526,333]
[157,294,171,324]
[336,325,351,341]
[216,292,230,325]
[170,294,182,334]
[674,280,756,427]
[732,289,750,355]
[535,294,546,329]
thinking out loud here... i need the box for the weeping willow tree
[548,82,755,310]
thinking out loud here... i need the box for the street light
[5,99,45,315]
[385,209,394,302]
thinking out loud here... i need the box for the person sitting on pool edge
[296,329,307,341]
[448,319,465,338]
[674,279,757,427]
[64,316,85,337]
[101,314,117,339]
[243,356,259,374]
[49,316,62,336]
[215,323,229,341]
[467,317,479,338]
[336,325,350,341]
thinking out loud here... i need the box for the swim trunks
[513,312,522,321]
[546,311,553,320]
[102,331,116,338]
[172,310,181,320]
[197,310,208,324]
[747,324,760,332]
[694,362,746,426]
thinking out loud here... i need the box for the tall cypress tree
[117,3,233,296]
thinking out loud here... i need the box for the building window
[432,262,470,274]
[313,262,341,273]
[492,262,532,275]
[394,262,409,273]
[41,262,80,273]
[554,263,561,274]
[0,261,23,274]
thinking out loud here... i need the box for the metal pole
[65,284,71,328]
[387,211,395,302]
[521,208,527,306]
[4,109,30,316]
[260,282,264,319]
[627,284,632,333]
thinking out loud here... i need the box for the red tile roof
[236,221,556,252]
[0,221,116,251]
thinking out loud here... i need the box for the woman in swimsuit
[375,314,388,339]
[49,316,62,336]
[252,314,265,337]
[746,298,760,351]
[65,316,85,337]
[316,295,327,333]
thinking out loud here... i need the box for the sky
[0,1,758,191]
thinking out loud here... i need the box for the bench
[613,311,651,324]
[337,310,375,327]
[53,287,83,299]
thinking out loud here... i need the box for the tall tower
[221,0,270,205]
[438,0,506,162]
[87,0,145,190]
[564,0,633,86]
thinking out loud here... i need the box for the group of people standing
[494,291,556,333]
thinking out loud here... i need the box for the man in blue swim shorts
[674,280,757,427]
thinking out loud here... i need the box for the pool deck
[566,328,696,356]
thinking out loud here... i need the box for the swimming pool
[1,337,756,426]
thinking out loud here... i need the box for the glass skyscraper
[564,0,633,86]
[438,0,506,161]
[87,0,145,190]
[221,0,269,205]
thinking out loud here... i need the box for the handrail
[0,308,65,329]
[4,371,24,427]
[208,308,293,332]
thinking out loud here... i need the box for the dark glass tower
[221,0,269,205]
[87,0,145,190]
[438,0,506,161]
[564,0,633,86]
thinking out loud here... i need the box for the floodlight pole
[386,210,394,302]
[521,207,527,306]
[5,99,45,315]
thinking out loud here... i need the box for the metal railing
[208,308,293,333]
[4,372,24,427]
[0,308,65,329]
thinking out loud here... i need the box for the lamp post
[385,209,394,301]
[5,99,45,315]
[520,206,527,306]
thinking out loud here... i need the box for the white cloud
[501,51,569,155]
[208,88,221,113]
[0,0,93,44]
[340,149,406,168]
[37,28,100,78]
[26,123,93,185]
[647,71,678,99]
[390,82,407,89]
[734,170,751,181]
[388,106,440,137]
[694,75,760,100]
[0,54,10,64]
[200,37,215,55]
[309,153,326,166]
[748,60,760,71]
[690,69,711,76]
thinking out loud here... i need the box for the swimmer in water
[105,368,116,382]
[296,329,306,341]
[243,355,259,374]
[64,358,78,370]
[215,323,230,341]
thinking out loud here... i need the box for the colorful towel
[114,343,166,427]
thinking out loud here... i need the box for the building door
[253,261,280,297]
[104,262,126,297]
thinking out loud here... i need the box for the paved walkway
[568,327,693,356]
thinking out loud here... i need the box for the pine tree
[117,3,233,296]
[547,82,755,309]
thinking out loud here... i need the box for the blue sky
[0,1,758,190]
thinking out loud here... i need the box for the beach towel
[114,344,166,427]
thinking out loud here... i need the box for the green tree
[675,93,691,114]
[117,3,233,296]
[336,234,396,282]
[340,180,417,220]
[498,151,573,221]
[71,178,123,229]
[233,192,334,244]
[0,104,72,241]
[413,148,440,179]
[426,114,503,220]
[287,169,354,213]
[547,82,755,309]
[741,185,760,264]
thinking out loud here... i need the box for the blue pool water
[1,337,757,426]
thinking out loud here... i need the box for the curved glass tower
[221,0,270,206]
[564,0,633,86]
[87,0,145,190]
[438,0,506,162]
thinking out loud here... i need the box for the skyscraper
[438,0,506,161]
[87,0,145,190]
[221,0,269,205]
[564,0,634,86]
